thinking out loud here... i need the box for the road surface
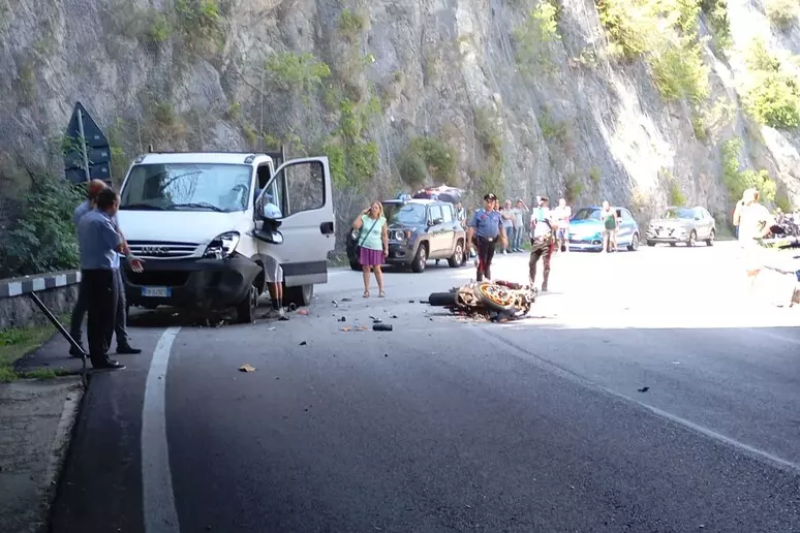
[51,243,800,533]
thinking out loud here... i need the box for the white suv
[115,150,336,322]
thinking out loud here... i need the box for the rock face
[1,0,799,239]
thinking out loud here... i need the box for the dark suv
[347,199,467,273]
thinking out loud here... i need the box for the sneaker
[278,308,289,321]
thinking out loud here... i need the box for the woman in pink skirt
[352,202,389,297]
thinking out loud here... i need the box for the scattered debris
[391,315,398,319]
[341,327,352,332]
[637,386,649,393]
[297,309,310,315]
[268,326,276,331]
[299,341,307,346]
[341,297,352,302]
[373,323,393,332]
[332,300,339,307]
[384,353,388,357]
[288,303,298,312]
[408,299,415,303]
[238,364,256,373]
[339,316,347,322]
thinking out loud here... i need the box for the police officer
[529,196,555,292]
[466,193,508,281]
[77,188,144,370]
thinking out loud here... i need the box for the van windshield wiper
[168,202,225,212]
[120,203,166,210]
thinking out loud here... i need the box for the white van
[115,150,336,323]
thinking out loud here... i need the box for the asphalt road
[51,243,800,533]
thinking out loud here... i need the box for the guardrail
[0,271,81,330]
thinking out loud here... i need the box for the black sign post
[63,102,112,185]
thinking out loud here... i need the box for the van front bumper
[121,255,261,310]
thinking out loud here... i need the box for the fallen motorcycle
[428,280,537,320]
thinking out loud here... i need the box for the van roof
[132,152,272,166]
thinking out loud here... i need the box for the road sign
[63,102,112,185]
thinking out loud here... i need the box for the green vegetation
[0,174,83,279]
[0,321,63,383]
[700,0,732,51]
[538,107,569,144]
[175,0,224,52]
[264,52,332,95]
[597,0,711,104]
[720,138,777,203]
[338,9,366,43]
[146,13,172,45]
[589,166,601,184]
[398,137,458,187]
[513,0,561,76]
[765,0,798,29]
[474,107,505,193]
[321,98,380,191]
[691,98,735,142]
[668,181,687,206]
[742,38,800,129]
[564,173,585,204]
[775,189,794,212]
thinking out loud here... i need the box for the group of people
[70,180,145,371]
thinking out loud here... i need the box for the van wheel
[235,285,257,324]
[448,240,465,268]
[411,244,428,273]
[285,284,314,307]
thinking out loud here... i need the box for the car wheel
[706,229,715,246]
[627,233,639,251]
[284,284,314,307]
[669,242,676,247]
[647,240,655,247]
[687,230,697,247]
[235,285,257,324]
[448,240,465,268]
[411,244,428,273]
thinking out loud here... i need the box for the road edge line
[469,325,800,475]
[142,327,182,533]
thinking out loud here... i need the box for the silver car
[646,206,716,247]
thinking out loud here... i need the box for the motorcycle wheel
[428,292,459,307]
[472,282,517,312]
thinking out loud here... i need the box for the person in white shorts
[263,195,288,320]
[738,188,772,292]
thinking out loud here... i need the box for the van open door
[254,157,335,301]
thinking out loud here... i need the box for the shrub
[596,0,653,61]
[403,137,457,184]
[564,173,585,204]
[397,151,427,187]
[0,175,84,279]
[765,0,798,29]
[338,9,365,43]
[743,39,800,129]
[720,138,777,203]
[775,189,794,212]
[175,0,223,52]
[513,0,561,75]
[474,107,504,162]
[700,0,732,51]
[651,35,710,103]
[264,52,331,94]
[668,181,687,206]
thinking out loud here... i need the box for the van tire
[235,285,257,324]
[285,284,314,307]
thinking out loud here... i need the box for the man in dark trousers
[529,195,555,292]
[70,181,142,357]
[466,193,507,282]
[76,188,144,370]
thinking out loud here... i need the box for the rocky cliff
[1,0,799,239]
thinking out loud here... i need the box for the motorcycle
[428,280,537,321]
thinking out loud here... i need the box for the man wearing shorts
[263,195,288,320]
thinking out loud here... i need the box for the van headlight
[204,231,240,259]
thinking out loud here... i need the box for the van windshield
[120,163,252,213]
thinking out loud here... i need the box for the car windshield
[662,208,695,219]
[384,202,427,225]
[572,208,601,221]
[120,163,252,213]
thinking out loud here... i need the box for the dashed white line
[142,327,182,533]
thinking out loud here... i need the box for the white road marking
[470,326,800,474]
[142,327,182,533]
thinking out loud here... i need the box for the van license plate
[142,286,171,298]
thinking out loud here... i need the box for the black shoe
[117,344,142,355]
[92,359,126,371]
[69,345,86,358]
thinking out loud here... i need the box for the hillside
[1,0,799,268]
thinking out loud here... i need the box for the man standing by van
[466,193,507,281]
[263,194,289,320]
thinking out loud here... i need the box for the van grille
[127,241,198,259]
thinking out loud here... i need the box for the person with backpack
[466,193,507,281]
[600,201,618,253]
[352,202,389,298]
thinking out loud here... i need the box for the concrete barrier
[0,271,81,330]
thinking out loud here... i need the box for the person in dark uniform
[529,196,555,292]
[76,189,144,370]
[466,193,507,281]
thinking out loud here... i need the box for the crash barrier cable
[27,292,87,388]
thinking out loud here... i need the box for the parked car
[646,206,715,247]
[346,199,467,272]
[567,206,641,252]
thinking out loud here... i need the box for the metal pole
[77,109,91,182]
[27,292,87,387]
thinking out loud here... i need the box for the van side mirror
[255,228,284,244]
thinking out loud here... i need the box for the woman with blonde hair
[352,201,389,297]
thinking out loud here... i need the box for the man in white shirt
[529,196,556,291]
[738,188,772,290]
[552,198,572,253]
[262,194,288,320]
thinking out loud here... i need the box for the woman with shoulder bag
[352,202,389,298]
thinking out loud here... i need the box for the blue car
[566,206,640,252]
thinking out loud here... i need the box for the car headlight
[204,231,240,259]
[393,230,405,241]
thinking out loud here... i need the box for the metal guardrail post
[27,292,87,387]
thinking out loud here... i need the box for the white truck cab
[115,150,336,322]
